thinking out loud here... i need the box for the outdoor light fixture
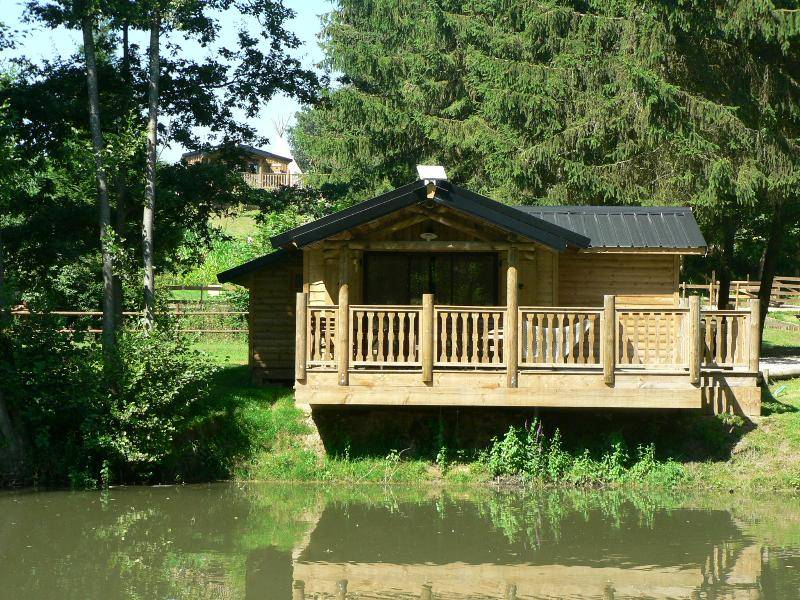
[416,164,448,182]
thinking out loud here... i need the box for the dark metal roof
[514,205,706,250]
[271,180,590,251]
[182,144,293,164]
[218,185,707,283]
[217,248,295,283]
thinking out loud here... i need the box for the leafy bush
[485,420,685,488]
[0,320,217,486]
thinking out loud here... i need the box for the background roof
[515,205,706,249]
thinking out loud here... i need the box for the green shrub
[0,321,217,486]
[485,420,685,488]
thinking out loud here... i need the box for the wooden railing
[435,307,505,367]
[616,308,687,369]
[350,306,421,367]
[306,306,337,368]
[701,310,750,368]
[519,309,601,366]
[295,294,761,384]
[241,172,303,189]
[680,276,800,308]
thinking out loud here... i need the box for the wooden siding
[249,251,303,381]
[558,252,679,307]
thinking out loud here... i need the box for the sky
[0,0,332,162]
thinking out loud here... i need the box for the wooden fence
[297,294,761,385]
[680,276,800,308]
[9,309,248,335]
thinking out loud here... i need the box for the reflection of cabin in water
[281,500,764,600]
[219,167,762,417]
[182,144,302,190]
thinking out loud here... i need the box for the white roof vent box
[416,164,448,183]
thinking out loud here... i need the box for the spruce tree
[293,1,800,321]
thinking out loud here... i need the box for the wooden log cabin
[182,144,301,189]
[218,168,761,416]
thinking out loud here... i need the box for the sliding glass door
[363,252,498,305]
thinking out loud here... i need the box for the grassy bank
[194,330,800,491]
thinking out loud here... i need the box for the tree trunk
[82,16,116,357]
[142,13,160,329]
[112,21,132,328]
[758,200,785,332]
[0,229,26,480]
[716,220,735,309]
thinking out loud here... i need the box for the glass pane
[408,255,429,305]
[364,254,409,304]
[451,254,497,305]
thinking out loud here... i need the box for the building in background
[182,141,303,190]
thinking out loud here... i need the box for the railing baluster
[366,311,375,362]
[387,311,396,362]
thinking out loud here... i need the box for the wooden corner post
[506,246,519,388]
[688,295,701,384]
[421,293,434,383]
[749,298,761,374]
[295,292,307,381]
[337,245,350,386]
[603,294,615,386]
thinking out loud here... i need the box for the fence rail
[435,307,505,367]
[240,171,303,189]
[9,309,248,335]
[701,310,750,368]
[350,306,421,367]
[519,309,601,367]
[297,294,760,383]
[680,276,800,308]
[616,308,687,369]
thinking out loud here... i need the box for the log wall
[558,252,679,307]
[248,251,303,382]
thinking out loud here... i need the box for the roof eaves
[217,248,291,284]
[439,183,590,249]
[271,180,427,248]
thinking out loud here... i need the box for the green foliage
[293,0,800,275]
[0,321,218,486]
[485,420,685,488]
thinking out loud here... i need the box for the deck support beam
[337,246,350,386]
[295,292,307,381]
[749,298,761,374]
[506,247,519,387]
[603,295,615,386]
[421,293,434,383]
[689,295,701,384]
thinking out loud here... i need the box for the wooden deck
[294,294,762,416]
[241,171,302,189]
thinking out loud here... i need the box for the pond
[1,483,799,599]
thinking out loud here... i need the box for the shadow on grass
[762,383,800,416]
[311,406,753,466]
[761,340,800,358]
[168,364,294,482]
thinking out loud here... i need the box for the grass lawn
[762,325,800,357]
[188,331,800,491]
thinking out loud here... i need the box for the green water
[1,483,799,599]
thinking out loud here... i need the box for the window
[364,253,498,305]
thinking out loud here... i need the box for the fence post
[337,246,350,386]
[505,246,519,388]
[689,295,701,385]
[603,295,615,386]
[292,580,305,600]
[749,298,761,374]
[421,293,434,383]
[295,292,307,381]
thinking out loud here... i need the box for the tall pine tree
[293,1,800,319]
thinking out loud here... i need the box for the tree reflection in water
[0,484,798,599]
